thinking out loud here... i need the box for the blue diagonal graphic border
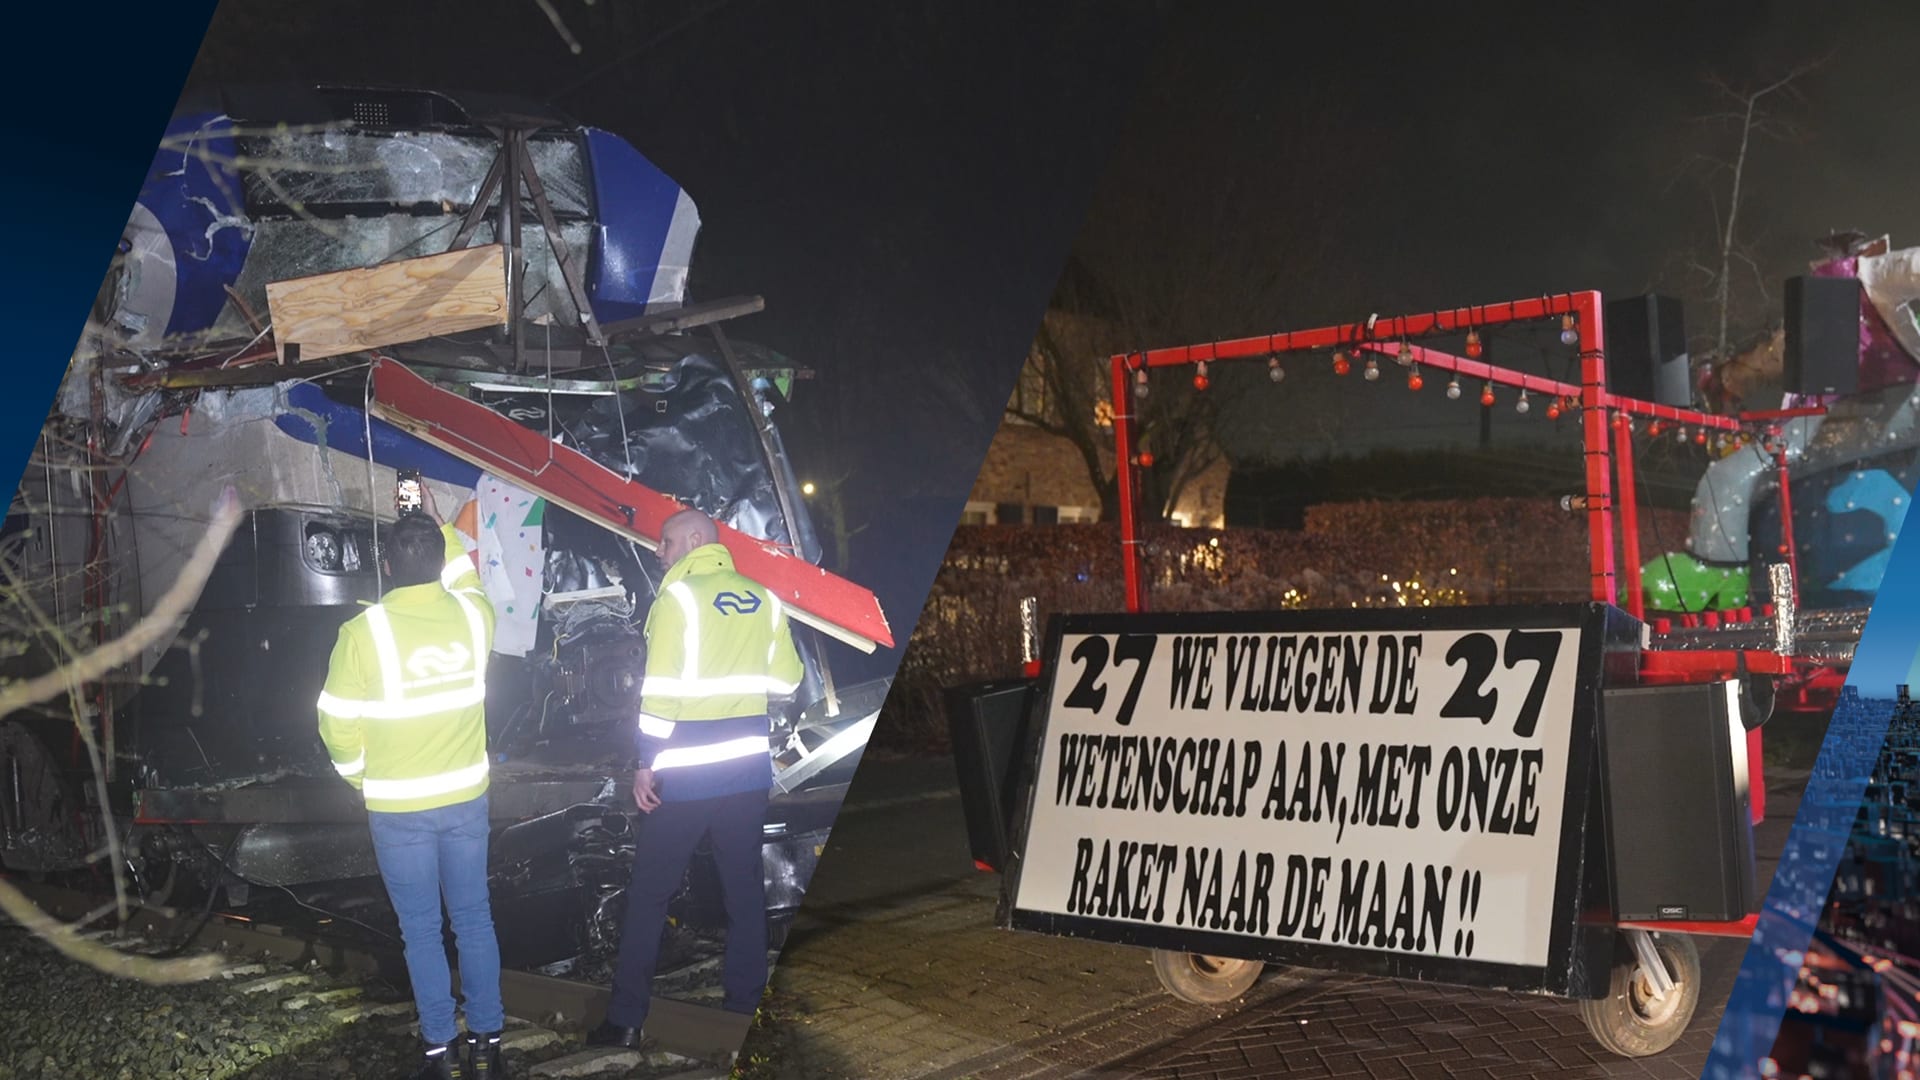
[0,3,218,493]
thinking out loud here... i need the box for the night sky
[1071,1,1920,465]
[180,0,1166,681]
[169,2,1920,678]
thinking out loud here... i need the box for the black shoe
[466,1031,508,1077]
[585,1019,643,1049]
[407,1039,466,1080]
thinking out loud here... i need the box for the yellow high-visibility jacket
[637,543,803,800]
[318,523,496,814]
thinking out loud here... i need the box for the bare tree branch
[0,882,227,984]
[0,485,244,984]
[1685,56,1829,365]
[0,491,242,717]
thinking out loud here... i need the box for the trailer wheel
[1577,933,1700,1057]
[1150,949,1263,1005]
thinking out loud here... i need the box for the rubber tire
[1150,949,1264,1005]
[1577,933,1701,1058]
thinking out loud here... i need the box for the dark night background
[1066,1,1920,494]
[179,0,1167,682]
[159,0,1920,669]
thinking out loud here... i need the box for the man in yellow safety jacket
[318,500,507,1080]
[589,507,803,1048]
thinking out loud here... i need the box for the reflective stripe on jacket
[636,543,803,800]
[318,523,497,813]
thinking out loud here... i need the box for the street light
[801,481,817,496]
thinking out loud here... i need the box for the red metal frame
[1106,292,1764,615]
[1773,443,1801,597]
[1100,290,1852,939]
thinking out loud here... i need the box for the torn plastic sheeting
[1857,244,1920,365]
[366,357,893,652]
[566,352,792,552]
[274,382,482,489]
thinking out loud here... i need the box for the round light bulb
[1363,358,1380,381]
[1268,358,1285,383]
[1446,377,1462,400]
[1516,390,1530,414]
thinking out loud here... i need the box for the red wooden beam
[367,358,893,652]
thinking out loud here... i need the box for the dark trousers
[605,787,769,1027]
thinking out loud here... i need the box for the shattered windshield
[233,128,589,218]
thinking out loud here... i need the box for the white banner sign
[1011,623,1579,968]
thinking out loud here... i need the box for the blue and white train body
[107,85,701,351]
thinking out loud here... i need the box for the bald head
[658,508,718,569]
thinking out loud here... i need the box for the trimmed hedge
[875,498,1688,754]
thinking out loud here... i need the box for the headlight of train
[304,524,343,572]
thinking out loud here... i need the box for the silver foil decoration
[1771,562,1796,656]
[1020,596,1040,667]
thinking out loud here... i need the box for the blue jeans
[368,793,505,1044]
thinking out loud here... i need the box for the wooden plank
[122,356,369,391]
[366,358,894,652]
[602,294,766,340]
[265,245,510,362]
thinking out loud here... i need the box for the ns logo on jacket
[406,643,474,678]
[712,591,763,616]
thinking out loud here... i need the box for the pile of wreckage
[3,85,890,977]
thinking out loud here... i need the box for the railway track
[1,878,740,1079]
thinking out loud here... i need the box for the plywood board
[266,245,509,362]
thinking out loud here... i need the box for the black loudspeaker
[945,679,1037,871]
[1784,275,1860,396]
[1603,295,1691,407]
[1599,681,1757,922]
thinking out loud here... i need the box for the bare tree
[1012,272,1228,523]
[0,489,243,984]
[1679,57,1829,369]
[1008,53,1363,523]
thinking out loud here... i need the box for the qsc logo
[712,590,763,616]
